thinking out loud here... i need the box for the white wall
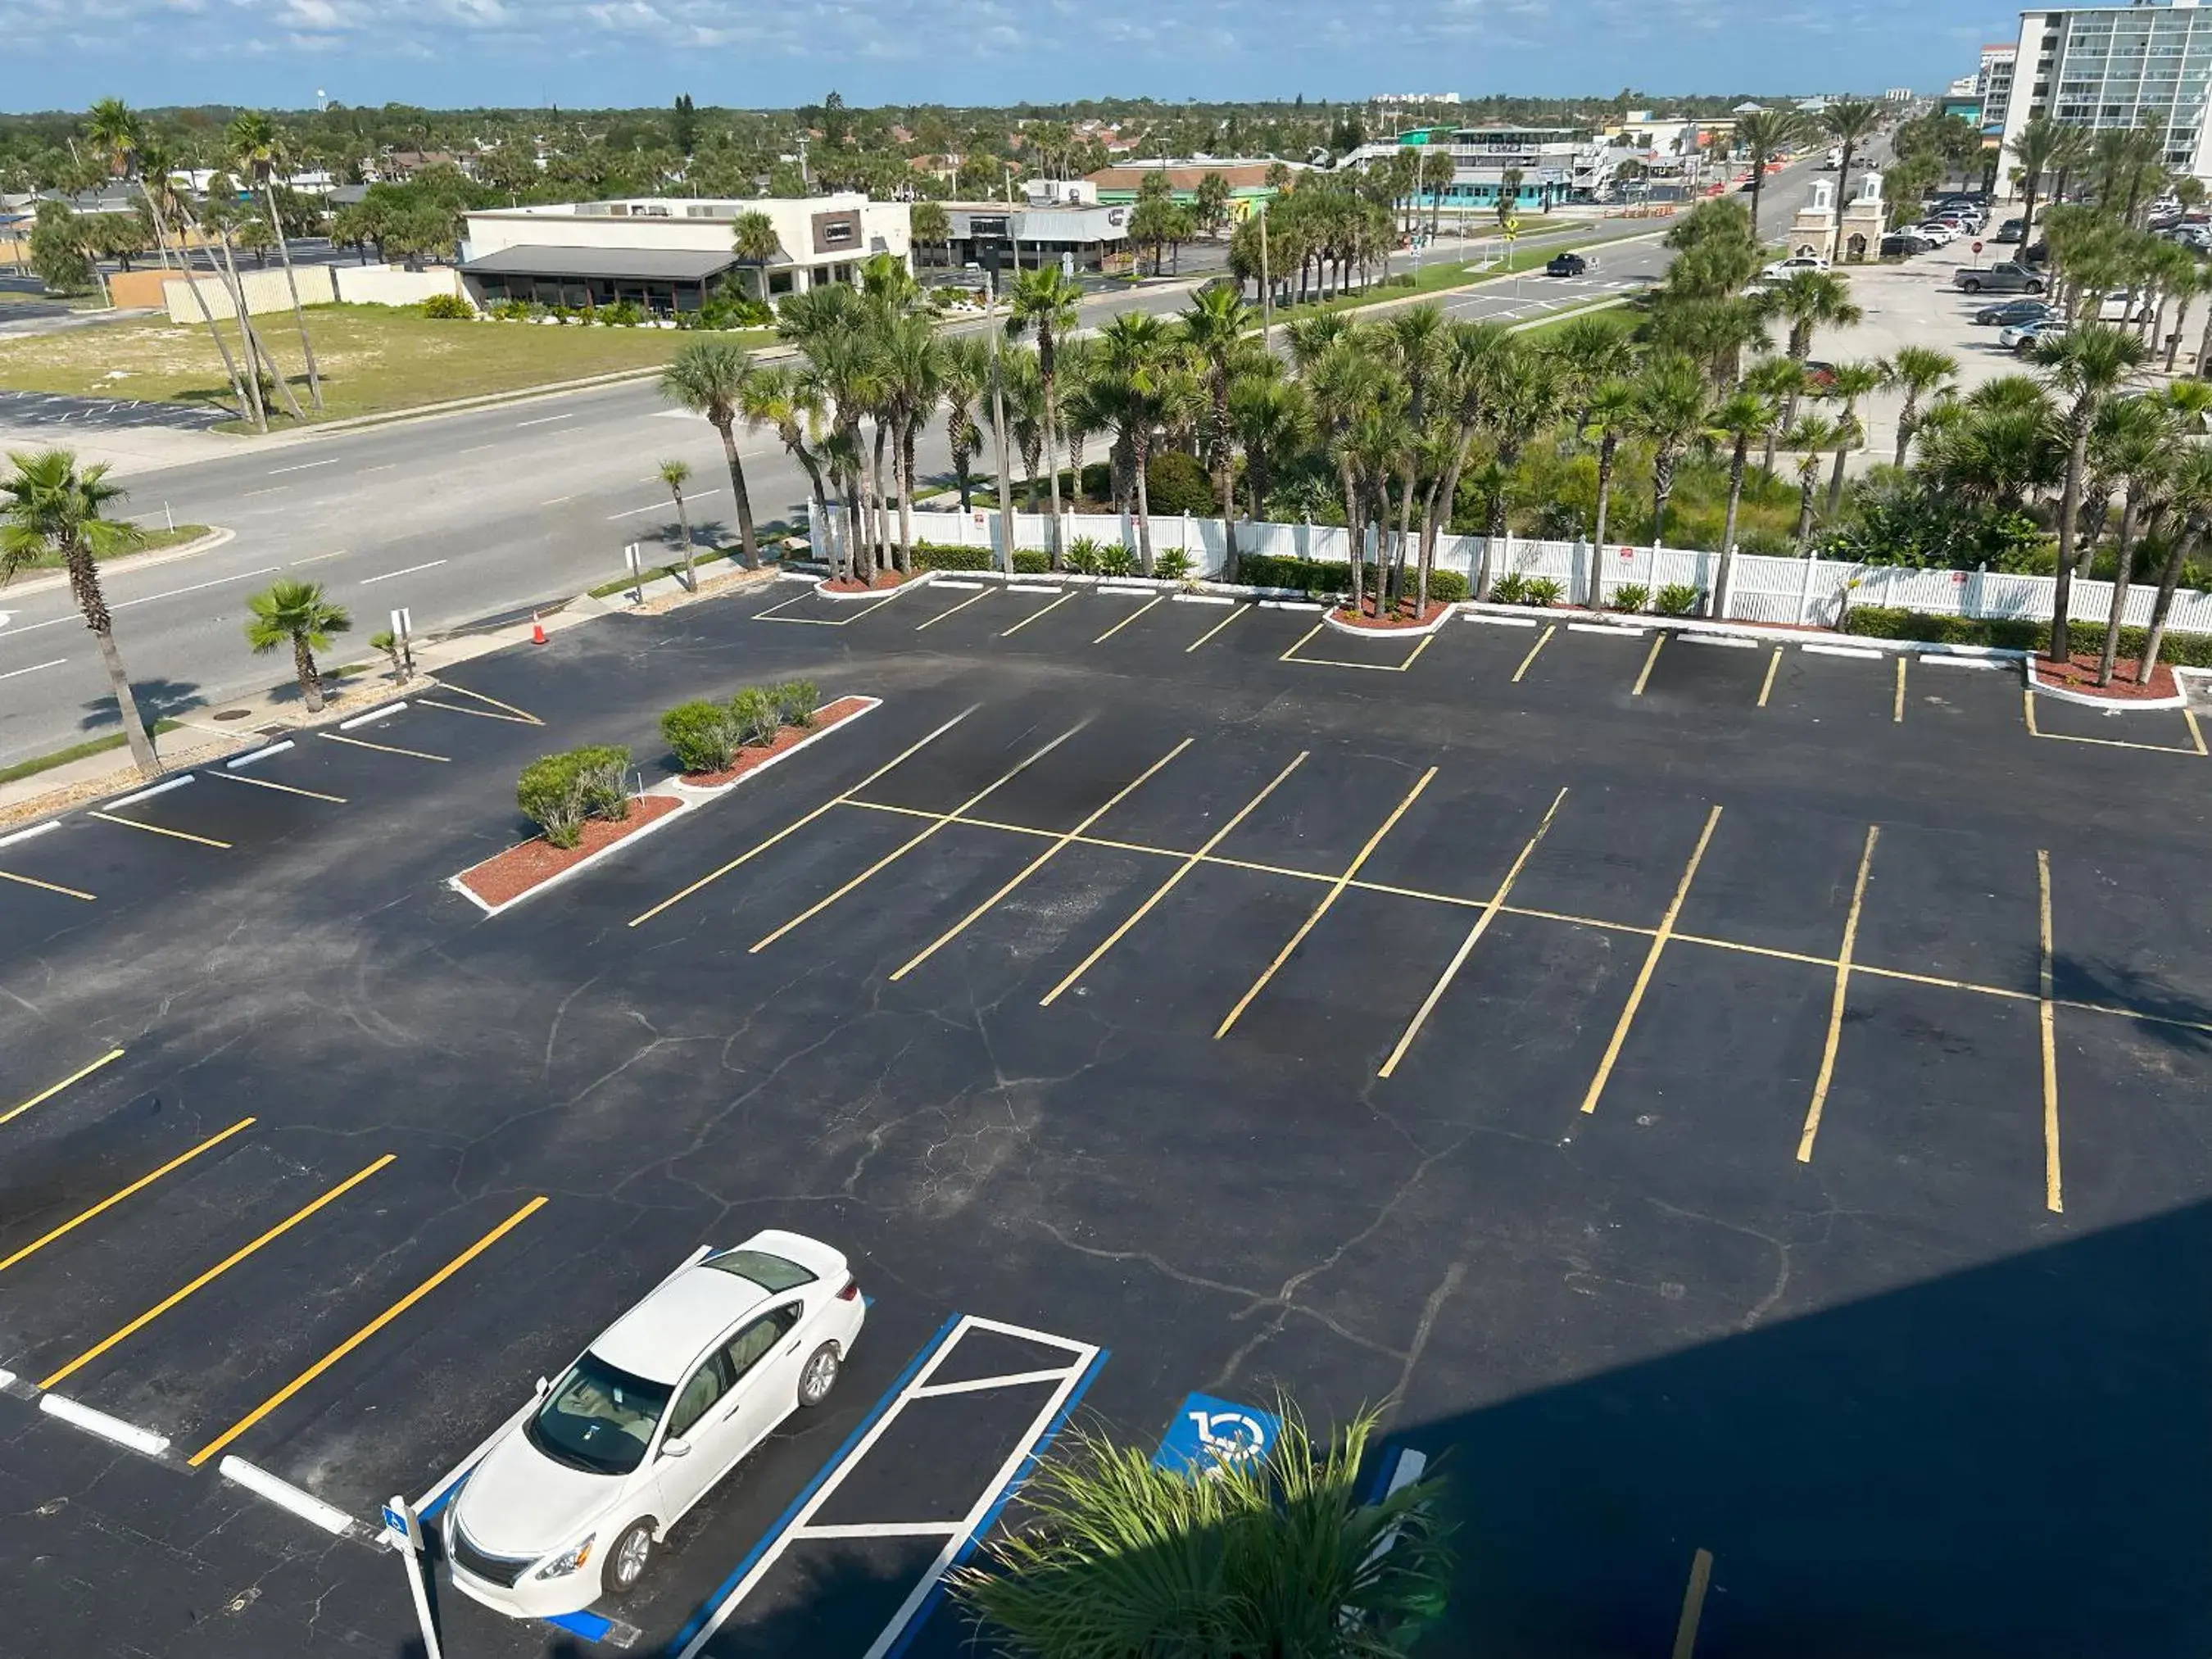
[334,264,460,305]
[162,264,336,324]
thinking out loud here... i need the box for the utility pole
[1258,199,1271,342]
[988,257,1016,574]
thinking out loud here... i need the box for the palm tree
[1884,345,1959,467]
[1228,377,1311,520]
[1094,312,1172,573]
[2036,323,2149,662]
[1584,378,1640,551]
[877,310,944,573]
[2087,394,2173,685]
[1181,282,1259,580]
[939,336,989,510]
[1745,356,1807,478]
[1306,334,1387,610]
[1783,416,1838,547]
[2139,443,2212,679]
[228,111,324,412]
[731,210,780,297]
[2007,115,2069,254]
[2,448,157,774]
[1819,98,1883,261]
[1633,354,1711,552]
[660,338,764,569]
[1822,360,1886,513]
[950,1402,1453,1658]
[1708,388,1776,612]
[1767,270,1863,432]
[1733,109,1806,238]
[656,458,699,589]
[245,578,350,714]
[1006,265,1085,568]
[1544,313,1636,440]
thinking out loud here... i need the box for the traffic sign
[1971,240,1983,255]
[1154,1393,1281,1477]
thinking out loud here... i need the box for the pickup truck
[1952,262,2045,295]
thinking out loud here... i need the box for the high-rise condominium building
[1997,1,2212,183]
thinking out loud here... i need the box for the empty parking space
[2025,687,2208,755]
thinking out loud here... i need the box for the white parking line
[607,487,721,519]
[268,457,342,475]
[360,560,447,586]
[1802,643,1883,660]
[514,412,577,428]
[0,657,66,681]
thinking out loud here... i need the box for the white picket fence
[845,506,2212,635]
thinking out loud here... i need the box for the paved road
[0,161,1823,770]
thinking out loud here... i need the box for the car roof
[588,1267,770,1385]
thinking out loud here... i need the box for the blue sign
[1152,1393,1281,1477]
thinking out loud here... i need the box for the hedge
[517,745,630,849]
[1843,606,2212,667]
[1233,555,1467,603]
[909,542,1049,573]
[659,680,821,775]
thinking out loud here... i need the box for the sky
[2,0,2022,113]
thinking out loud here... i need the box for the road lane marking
[1,1049,126,1127]
[1512,623,1555,682]
[750,726,1084,954]
[914,587,995,630]
[514,412,577,427]
[1185,603,1250,652]
[629,708,977,927]
[0,868,95,901]
[1092,595,1163,642]
[1214,767,1436,1039]
[1671,1548,1715,1659]
[1001,591,1077,636]
[288,551,348,567]
[2039,850,2062,1214]
[1796,824,1879,1163]
[320,732,450,762]
[188,1194,547,1466]
[1578,804,1722,1114]
[1757,646,1783,706]
[890,740,1193,981]
[38,1154,395,1389]
[267,457,342,474]
[1631,633,1666,696]
[1041,752,1308,1007]
[0,658,66,682]
[1893,655,1907,722]
[360,560,447,585]
[608,487,720,519]
[87,811,230,848]
[204,771,346,804]
[0,1118,255,1275]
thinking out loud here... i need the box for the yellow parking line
[1671,1548,1715,1659]
[188,1194,547,1467]
[1631,633,1666,696]
[1001,591,1076,636]
[1185,604,1250,653]
[0,868,94,902]
[1214,768,1437,1040]
[1380,787,1567,1078]
[1092,595,1163,643]
[915,588,995,631]
[628,707,977,927]
[320,732,449,763]
[1279,623,1326,662]
[1,1049,126,1127]
[424,681,543,725]
[2190,708,2208,755]
[2038,850,2062,1214]
[749,725,1083,953]
[2023,687,2204,754]
[1042,753,1308,1006]
[88,810,230,849]
[205,772,347,805]
[1512,624,1556,683]
[1284,630,1437,671]
[890,740,1192,981]
[1756,646,1782,707]
[1892,656,1908,723]
[38,1154,394,1389]
[1578,805,1722,1114]
[1796,824,1879,1163]
[0,1118,255,1275]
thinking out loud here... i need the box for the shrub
[601,300,646,327]
[516,745,631,849]
[1145,450,1214,516]
[490,298,532,322]
[1066,535,1103,574]
[773,678,819,728]
[1080,460,1113,501]
[1156,548,1195,580]
[1610,583,1649,613]
[1013,549,1050,573]
[1489,573,1528,605]
[662,699,737,774]
[1100,542,1136,578]
[419,292,473,320]
[1423,568,1469,602]
[913,542,993,571]
[1655,582,1704,617]
[1842,606,2212,666]
[1522,577,1563,607]
[728,687,779,748]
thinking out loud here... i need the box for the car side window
[664,1354,730,1443]
[720,1303,803,1385]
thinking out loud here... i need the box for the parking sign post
[383,1494,445,1659]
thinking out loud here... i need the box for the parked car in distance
[1953,261,2045,295]
[1994,219,2024,242]
[1974,297,2052,327]
[1544,252,1590,276]
[1880,233,1935,256]
[443,1231,866,1618]
[1911,222,1958,244]
[1760,253,1830,280]
[1802,360,1839,391]
[2001,319,2066,351]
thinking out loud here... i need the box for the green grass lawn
[0,304,773,428]
[1514,301,1638,343]
[4,521,210,573]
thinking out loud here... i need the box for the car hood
[452,1425,624,1562]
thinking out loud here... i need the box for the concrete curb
[1453,601,2040,662]
[814,573,936,602]
[447,786,697,919]
[0,525,234,600]
[1323,605,1455,640]
[2023,662,2191,711]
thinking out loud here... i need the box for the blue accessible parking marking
[1153,1393,1281,1477]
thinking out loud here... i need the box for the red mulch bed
[677,696,871,787]
[458,793,685,909]
[1331,597,1453,630]
[821,569,920,592]
[2030,651,2178,701]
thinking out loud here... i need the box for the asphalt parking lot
[2,573,2208,1658]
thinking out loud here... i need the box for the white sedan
[1759,254,1831,281]
[444,1231,865,1618]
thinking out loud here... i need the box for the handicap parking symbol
[1153,1392,1281,1477]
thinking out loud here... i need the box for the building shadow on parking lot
[1394,1198,2212,1658]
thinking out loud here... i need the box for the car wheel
[1960,279,1980,292]
[2026,280,2044,293]
[797,1342,841,1408]
[604,1520,654,1599]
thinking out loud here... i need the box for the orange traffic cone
[530,613,547,646]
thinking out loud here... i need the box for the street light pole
[988,259,1016,575]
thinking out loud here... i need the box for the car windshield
[704,1248,817,1294]
[525,1352,673,1476]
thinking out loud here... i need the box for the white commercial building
[458,193,910,314]
[1997,1,2212,188]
